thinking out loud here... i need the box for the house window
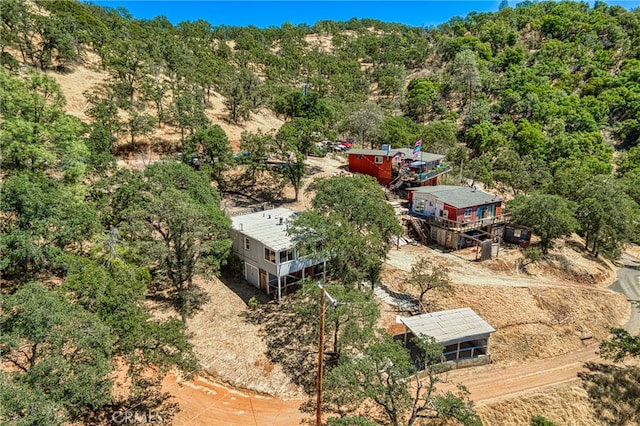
[279,249,294,263]
[357,155,363,159]
[415,199,425,213]
[374,156,383,164]
[244,238,250,250]
[464,208,472,218]
[264,248,276,263]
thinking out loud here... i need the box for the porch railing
[417,212,512,232]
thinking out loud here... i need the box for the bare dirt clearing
[187,274,305,400]
[163,373,304,426]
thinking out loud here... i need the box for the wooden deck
[416,212,512,232]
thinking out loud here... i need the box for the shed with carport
[397,307,495,368]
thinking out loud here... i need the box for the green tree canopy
[112,162,232,324]
[290,175,402,288]
[0,69,89,183]
[0,282,113,423]
[407,256,452,312]
[184,124,233,189]
[0,172,101,280]
[404,78,439,123]
[509,193,579,254]
[341,102,385,149]
[576,175,640,258]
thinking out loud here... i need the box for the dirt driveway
[163,374,306,426]
[439,345,602,402]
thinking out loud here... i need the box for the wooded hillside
[1,0,639,424]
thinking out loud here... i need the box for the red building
[346,148,398,186]
[347,148,449,187]
[407,185,511,250]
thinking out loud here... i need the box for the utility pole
[316,283,337,426]
[316,285,325,426]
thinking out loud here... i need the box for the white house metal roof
[231,207,298,252]
[398,307,495,346]
[407,185,502,209]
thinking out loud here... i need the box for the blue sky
[89,1,640,28]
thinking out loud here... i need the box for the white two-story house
[230,207,326,301]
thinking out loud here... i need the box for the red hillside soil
[163,374,306,426]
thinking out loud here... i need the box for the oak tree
[290,175,402,288]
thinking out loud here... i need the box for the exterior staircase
[388,174,406,191]
[408,216,429,245]
[374,283,421,316]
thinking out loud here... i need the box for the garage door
[245,263,259,288]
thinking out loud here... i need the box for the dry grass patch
[380,243,628,365]
[185,274,305,399]
[477,382,599,426]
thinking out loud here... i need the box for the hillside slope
[45,52,284,152]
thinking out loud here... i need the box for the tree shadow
[145,284,213,321]
[146,289,180,313]
[305,164,325,175]
[81,375,178,426]
[578,362,640,425]
[224,169,287,204]
[376,282,421,315]
[241,296,318,394]
[562,239,620,270]
[217,269,270,305]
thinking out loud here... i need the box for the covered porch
[266,261,327,300]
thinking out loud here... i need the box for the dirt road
[165,346,603,424]
[439,345,601,403]
[164,374,306,426]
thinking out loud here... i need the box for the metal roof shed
[397,308,495,365]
